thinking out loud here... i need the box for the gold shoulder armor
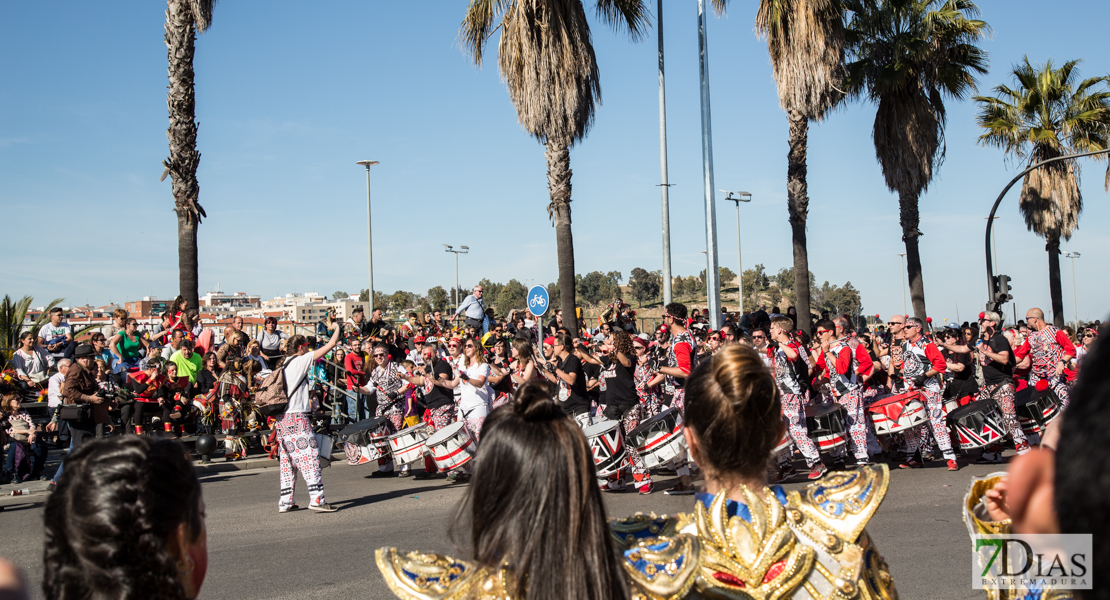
[620,534,700,600]
[610,513,693,551]
[375,547,513,600]
[789,464,890,543]
[963,472,1011,537]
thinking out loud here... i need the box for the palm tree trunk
[546,141,578,338]
[166,0,203,309]
[1046,235,1065,328]
[898,191,928,320]
[786,111,812,335]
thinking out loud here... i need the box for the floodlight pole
[696,0,721,330]
[356,160,379,314]
[657,0,673,307]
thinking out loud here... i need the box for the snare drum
[388,423,432,466]
[583,419,626,477]
[867,391,928,435]
[1014,387,1061,434]
[946,400,1006,451]
[424,422,478,471]
[627,407,687,469]
[339,417,390,465]
[805,403,847,453]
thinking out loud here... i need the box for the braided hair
[43,436,203,600]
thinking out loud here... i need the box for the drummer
[609,344,899,598]
[768,316,825,481]
[399,343,463,480]
[655,302,698,496]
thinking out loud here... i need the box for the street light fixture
[444,244,469,312]
[1065,251,1081,329]
[356,160,379,314]
[721,190,751,314]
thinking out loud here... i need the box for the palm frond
[461,0,512,66]
[594,0,650,41]
[188,0,217,33]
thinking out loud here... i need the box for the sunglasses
[373,353,387,358]
[634,345,646,350]
[887,321,902,325]
[816,329,831,335]
[709,336,721,341]
[464,344,476,349]
[752,335,765,339]
[448,344,459,348]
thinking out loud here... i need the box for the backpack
[255,357,309,417]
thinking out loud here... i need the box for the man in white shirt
[47,359,71,447]
[38,307,75,360]
[453,286,486,331]
[275,321,341,514]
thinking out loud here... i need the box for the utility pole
[356,160,379,314]
[443,245,469,313]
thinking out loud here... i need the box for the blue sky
[2,1,1108,323]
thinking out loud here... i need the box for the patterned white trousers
[276,412,325,510]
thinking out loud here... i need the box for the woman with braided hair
[43,436,207,600]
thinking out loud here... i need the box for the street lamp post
[356,160,379,314]
[444,244,469,312]
[1065,251,1081,329]
[897,253,907,316]
[696,0,722,330]
[657,0,673,307]
[721,191,751,314]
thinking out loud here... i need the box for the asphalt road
[0,456,1003,600]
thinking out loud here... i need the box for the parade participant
[1016,307,1076,408]
[631,335,664,419]
[814,318,871,467]
[215,359,250,461]
[256,317,287,369]
[750,328,772,367]
[452,336,493,441]
[275,323,341,513]
[769,316,825,481]
[160,362,193,435]
[368,342,411,477]
[537,333,591,428]
[656,302,698,495]
[610,344,898,599]
[507,338,539,389]
[376,380,630,600]
[45,436,208,600]
[582,330,653,494]
[895,317,958,470]
[215,329,245,371]
[885,314,907,391]
[123,358,167,435]
[945,311,1030,463]
[399,343,458,480]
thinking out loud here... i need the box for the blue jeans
[113,356,141,375]
[346,391,369,423]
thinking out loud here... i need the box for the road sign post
[527,285,549,355]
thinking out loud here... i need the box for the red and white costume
[899,337,956,461]
[1017,325,1075,409]
[817,338,869,463]
[772,342,821,468]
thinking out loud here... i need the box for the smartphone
[460,372,470,381]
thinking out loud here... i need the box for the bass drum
[626,407,686,470]
[583,419,626,477]
[1014,386,1061,435]
[339,416,390,465]
[805,403,847,454]
[946,400,1006,451]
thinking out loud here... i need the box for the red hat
[658,325,668,333]
[414,336,426,343]
[543,336,556,346]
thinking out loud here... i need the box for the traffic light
[992,274,1012,305]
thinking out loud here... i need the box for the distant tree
[358,289,369,302]
[811,281,863,317]
[373,291,387,312]
[687,275,705,296]
[427,286,449,312]
[389,291,415,313]
[576,271,612,307]
[629,268,661,307]
[495,279,528,315]
[718,266,737,288]
[741,264,770,299]
[331,291,348,301]
[672,276,688,298]
[546,282,561,309]
[416,296,432,315]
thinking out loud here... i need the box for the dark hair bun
[511,380,560,421]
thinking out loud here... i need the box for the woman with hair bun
[376,380,630,600]
[611,344,899,599]
[43,436,207,600]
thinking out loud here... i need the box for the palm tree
[974,58,1110,327]
[0,296,63,364]
[844,0,988,320]
[714,0,846,335]
[461,0,648,338]
[161,0,216,310]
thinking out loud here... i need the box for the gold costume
[374,466,897,600]
[610,465,898,599]
[962,473,1074,600]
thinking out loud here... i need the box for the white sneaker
[278,504,300,513]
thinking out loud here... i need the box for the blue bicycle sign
[527,285,549,317]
